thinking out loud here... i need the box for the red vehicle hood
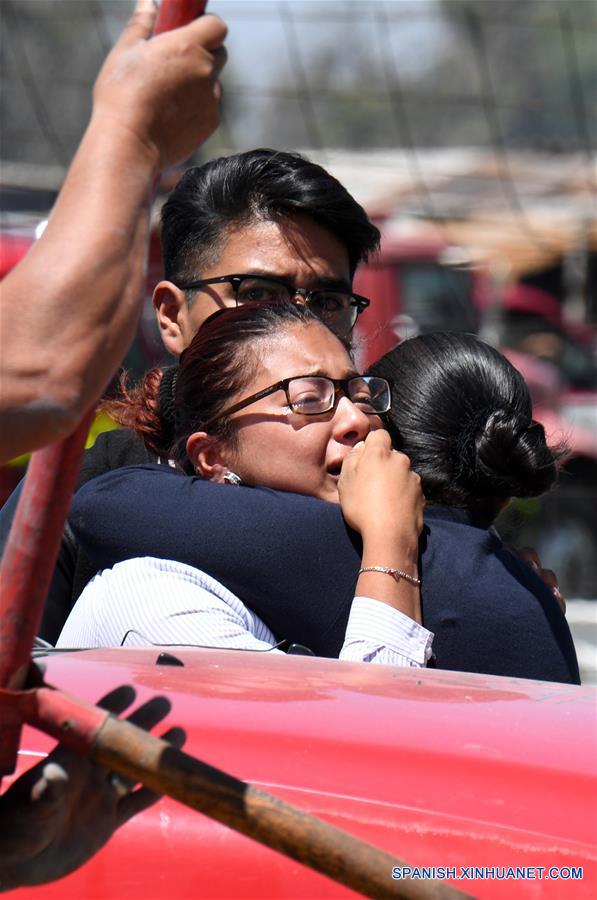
[8,649,597,898]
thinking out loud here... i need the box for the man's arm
[0,0,227,462]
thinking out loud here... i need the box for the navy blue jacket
[70,464,580,684]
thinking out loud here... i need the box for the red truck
[5,646,597,899]
[353,233,486,366]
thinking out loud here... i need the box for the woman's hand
[338,430,424,548]
[338,431,425,623]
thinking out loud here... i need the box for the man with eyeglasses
[0,149,381,643]
[152,150,379,356]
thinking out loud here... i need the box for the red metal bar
[0,682,109,759]
[0,414,93,685]
[154,0,207,34]
[0,413,94,773]
[0,0,208,778]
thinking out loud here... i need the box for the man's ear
[186,432,229,483]
[153,281,191,357]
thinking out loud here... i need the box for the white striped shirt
[57,557,433,667]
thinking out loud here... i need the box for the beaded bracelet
[358,565,421,587]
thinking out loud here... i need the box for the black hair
[368,332,566,521]
[161,149,380,283]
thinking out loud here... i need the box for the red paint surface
[8,649,596,899]
[352,237,484,369]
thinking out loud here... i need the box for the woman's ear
[186,432,229,482]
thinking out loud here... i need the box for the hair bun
[474,410,557,497]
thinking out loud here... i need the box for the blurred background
[1,0,595,675]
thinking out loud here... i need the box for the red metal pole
[0,0,208,777]
[0,412,94,772]
[154,0,207,34]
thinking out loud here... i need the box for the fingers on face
[364,429,392,450]
[341,439,365,462]
[345,432,411,469]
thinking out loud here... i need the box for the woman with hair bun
[369,332,577,680]
[64,323,579,683]
[371,331,561,518]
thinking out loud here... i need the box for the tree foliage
[256,0,596,152]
